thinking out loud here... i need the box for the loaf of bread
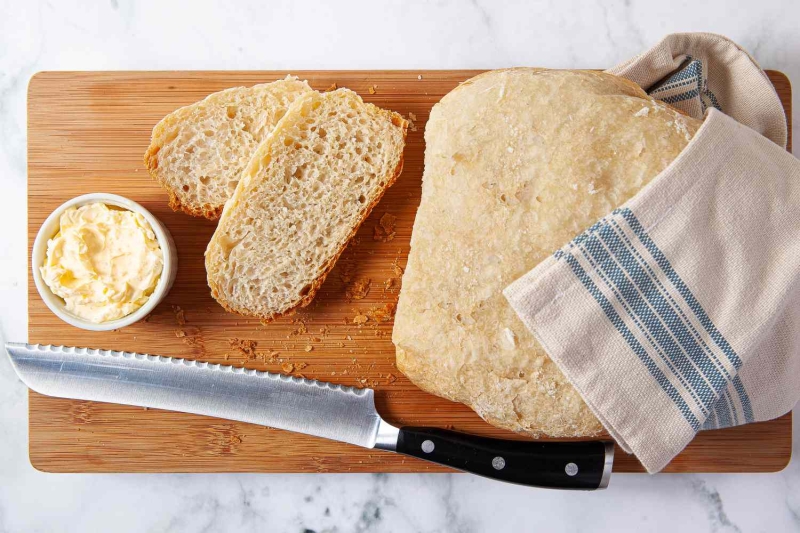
[393,69,702,438]
[206,88,407,320]
[144,76,312,219]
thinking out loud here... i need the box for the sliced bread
[205,88,407,320]
[144,76,313,219]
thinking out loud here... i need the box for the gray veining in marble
[1,1,798,531]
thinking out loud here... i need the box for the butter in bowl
[32,193,177,331]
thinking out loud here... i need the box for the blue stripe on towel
[556,250,701,431]
[555,208,751,428]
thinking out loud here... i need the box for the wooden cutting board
[27,70,792,473]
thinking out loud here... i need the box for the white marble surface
[1,1,799,531]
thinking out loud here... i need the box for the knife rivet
[492,456,506,470]
[565,462,579,476]
[421,440,435,453]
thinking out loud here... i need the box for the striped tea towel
[504,33,797,473]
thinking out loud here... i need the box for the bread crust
[144,145,225,219]
[392,68,702,438]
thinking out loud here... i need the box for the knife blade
[6,342,613,489]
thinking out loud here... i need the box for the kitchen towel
[504,33,798,473]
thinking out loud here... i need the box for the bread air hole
[182,185,190,192]
[199,175,210,185]
[226,106,238,119]
[357,194,366,204]
[204,130,214,137]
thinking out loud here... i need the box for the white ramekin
[32,193,178,331]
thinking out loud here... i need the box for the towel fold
[504,33,797,473]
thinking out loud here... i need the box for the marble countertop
[2,1,798,531]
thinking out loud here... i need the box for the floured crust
[393,68,702,438]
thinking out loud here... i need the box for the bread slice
[205,88,407,320]
[144,76,313,219]
[393,69,701,438]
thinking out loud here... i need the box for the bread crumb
[368,85,377,95]
[346,278,371,300]
[391,259,404,277]
[417,74,423,80]
[408,112,417,121]
[304,345,313,352]
[387,373,397,384]
[339,262,355,284]
[407,115,417,132]
[281,362,295,373]
[325,82,338,92]
[353,315,369,325]
[172,305,186,326]
[346,335,352,341]
[367,302,397,323]
[230,338,258,359]
[175,330,186,338]
[373,212,397,242]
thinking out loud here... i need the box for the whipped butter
[40,202,163,323]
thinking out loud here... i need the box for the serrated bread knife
[5,343,613,489]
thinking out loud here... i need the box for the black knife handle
[395,427,613,490]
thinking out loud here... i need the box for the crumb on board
[392,260,404,278]
[383,277,400,293]
[345,278,371,300]
[417,74,423,80]
[339,262,355,284]
[367,302,397,323]
[353,315,369,325]
[325,82,338,92]
[407,115,417,132]
[281,362,295,373]
[368,85,377,94]
[304,345,313,352]
[373,212,397,242]
[229,338,258,359]
[172,305,186,326]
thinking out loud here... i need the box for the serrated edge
[18,343,371,397]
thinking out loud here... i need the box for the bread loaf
[206,88,407,320]
[144,76,312,219]
[393,69,702,437]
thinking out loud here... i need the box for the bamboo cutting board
[27,70,792,473]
